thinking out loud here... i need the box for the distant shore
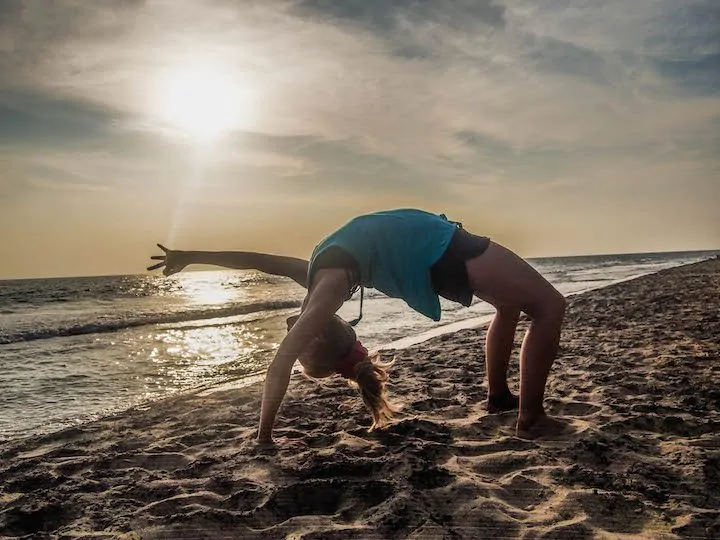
[1,257,718,539]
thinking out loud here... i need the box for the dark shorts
[312,227,490,306]
[430,227,490,307]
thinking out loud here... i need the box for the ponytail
[348,353,399,430]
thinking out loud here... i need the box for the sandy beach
[1,258,718,540]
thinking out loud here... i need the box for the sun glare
[156,65,246,141]
[180,273,237,306]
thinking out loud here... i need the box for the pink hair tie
[336,340,368,379]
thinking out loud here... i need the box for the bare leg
[517,300,565,430]
[465,241,567,437]
[485,306,521,412]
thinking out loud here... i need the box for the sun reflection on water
[176,272,241,306]
[130,271,293,399]
[150,321,278,389]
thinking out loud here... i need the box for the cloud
[2,0,717,159]
[292,0,505,32]
[0,89,120,146]
[0,0,718,276]
[0,1,144,78]
[653,53,720,97]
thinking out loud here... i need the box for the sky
[0,0,718,279]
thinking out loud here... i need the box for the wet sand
[1,258,718,539]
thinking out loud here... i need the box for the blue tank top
[308,209,460,321]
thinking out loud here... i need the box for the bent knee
[496,305,522,321]
[527,289,566,322]
[541,291,566,320]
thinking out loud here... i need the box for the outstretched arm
[257,268,349,443]
[147,244,309,287]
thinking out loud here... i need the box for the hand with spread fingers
[146,244,190,276]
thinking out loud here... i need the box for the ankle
[518,408,546,425]
[486,390,519,413]
[488,384,511,399]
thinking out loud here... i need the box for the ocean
[1,250,717,442]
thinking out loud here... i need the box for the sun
[156,65,245,141]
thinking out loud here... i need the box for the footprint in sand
[603,414,710,437]
[517,417,591,441]
[410,397,457,412]
[462,412,518,438]
[105,452,192,472]
[537,519,594,540]
[567,490,648,535]
[408,464,455,490]
[139,492,226,518]
[382,418,454,444]
[244,478,395,528]
[0,500,77,538]
[462,449,542,477]
[302,433,342,448]
[16,443,68,460]
[498,473,552,510]
[115,481,183,505]
[544,398,602,418]
[452,437,538,457]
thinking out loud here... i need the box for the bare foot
[516,413,572,440]
[486,391,519,413]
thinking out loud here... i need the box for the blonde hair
[347,353,399,430]
[290,313,399,430]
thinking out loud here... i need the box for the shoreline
[2,257,713,446]
[1,257,719,539]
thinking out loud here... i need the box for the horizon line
[2,247,718,282]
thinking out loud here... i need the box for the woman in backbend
[148,208,567,441]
